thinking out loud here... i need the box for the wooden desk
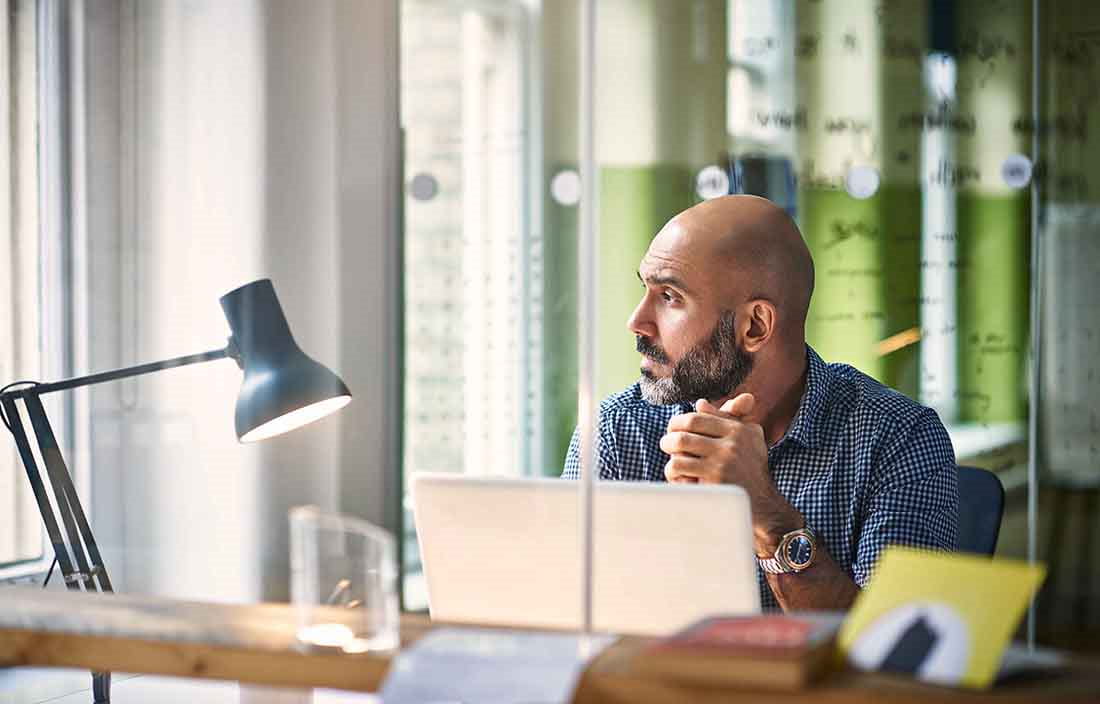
[573,636,1100,704]
[0,586,407,692]
[1,587,1098,702]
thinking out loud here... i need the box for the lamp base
[93,672,111,704]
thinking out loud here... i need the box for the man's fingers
[659,430,715,457]
[695,398,719,415]
[667,411,732,437]
[664,455,704,482]
[697,394,755,419]
[720,393,755,417]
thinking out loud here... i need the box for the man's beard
[636,311,754,405]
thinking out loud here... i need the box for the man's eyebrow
[637,270,691,292]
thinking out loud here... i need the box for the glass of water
[289,505,399,653]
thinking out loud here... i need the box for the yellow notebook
[837,547,1046,689]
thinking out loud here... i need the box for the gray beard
[638,375,685,405]
[636,311,754,406]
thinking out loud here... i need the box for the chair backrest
[956,465,1005,556]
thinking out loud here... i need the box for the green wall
[801,186,922,396]
[543,165,579,475]
[597,166,695,399]
[542,164,695,474]
[957,194,1030,422]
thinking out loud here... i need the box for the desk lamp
[0,278,352,703]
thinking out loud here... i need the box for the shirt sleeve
[562,427,582,479]
[852,409,960,587]
[560,410,621,479]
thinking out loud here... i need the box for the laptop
[411,474,761,636]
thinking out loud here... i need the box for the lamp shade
[220,279,352,442]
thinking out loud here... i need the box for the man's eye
[662,291,678,303]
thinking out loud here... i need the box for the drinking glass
[289,505,399,653]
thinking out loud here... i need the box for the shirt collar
[773,345,830,451]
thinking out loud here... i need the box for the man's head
[630,195,814,406]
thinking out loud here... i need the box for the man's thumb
[720,393,755,417]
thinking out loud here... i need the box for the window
[0,0,45,577]
[1,0,76,581]
[400,0,536,608]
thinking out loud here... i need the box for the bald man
[562,195,958,612]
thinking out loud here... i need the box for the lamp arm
[0,345,232,400]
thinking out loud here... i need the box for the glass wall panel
[1036,0,1100,646]
[400,0,1100,646]
[400,0,548,610]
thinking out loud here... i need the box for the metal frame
[1025,0,1042,649]
[577,0,596,636]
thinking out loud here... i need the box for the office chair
[956,465,1005,556]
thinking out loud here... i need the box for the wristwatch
[757,526,817,574]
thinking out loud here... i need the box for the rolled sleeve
[852,411,960,587]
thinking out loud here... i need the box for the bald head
[651,195,814,341]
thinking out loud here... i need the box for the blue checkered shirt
[562,345,959,610]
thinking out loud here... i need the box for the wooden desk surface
[574,636,1100,704]
[1,587,1098,702]
[0,586,410,692]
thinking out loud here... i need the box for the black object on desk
[0,278,352,703]
[879,615,938,675]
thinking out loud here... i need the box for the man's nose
[627,295,655,338]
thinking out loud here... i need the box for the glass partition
[1035,1,1100,646]
[399,0,1100,646]
[399,0,543,610]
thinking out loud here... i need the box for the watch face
[785,534,814,567]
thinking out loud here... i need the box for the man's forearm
[764,545,860,611]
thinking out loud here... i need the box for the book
[632,612,841,691]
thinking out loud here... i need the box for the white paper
[379,627,615,704]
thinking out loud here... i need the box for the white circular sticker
[695,165,730,200]
[1001,154,1032,189]
[846,165,881,199]
[848,601,970,686]
[550,170,581,206]
[409,172,439,201]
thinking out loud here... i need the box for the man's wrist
[755,508,805,557]
[757,524,818,574]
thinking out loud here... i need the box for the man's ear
[740,299,777,353]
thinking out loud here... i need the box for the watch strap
[756,556,789,574]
